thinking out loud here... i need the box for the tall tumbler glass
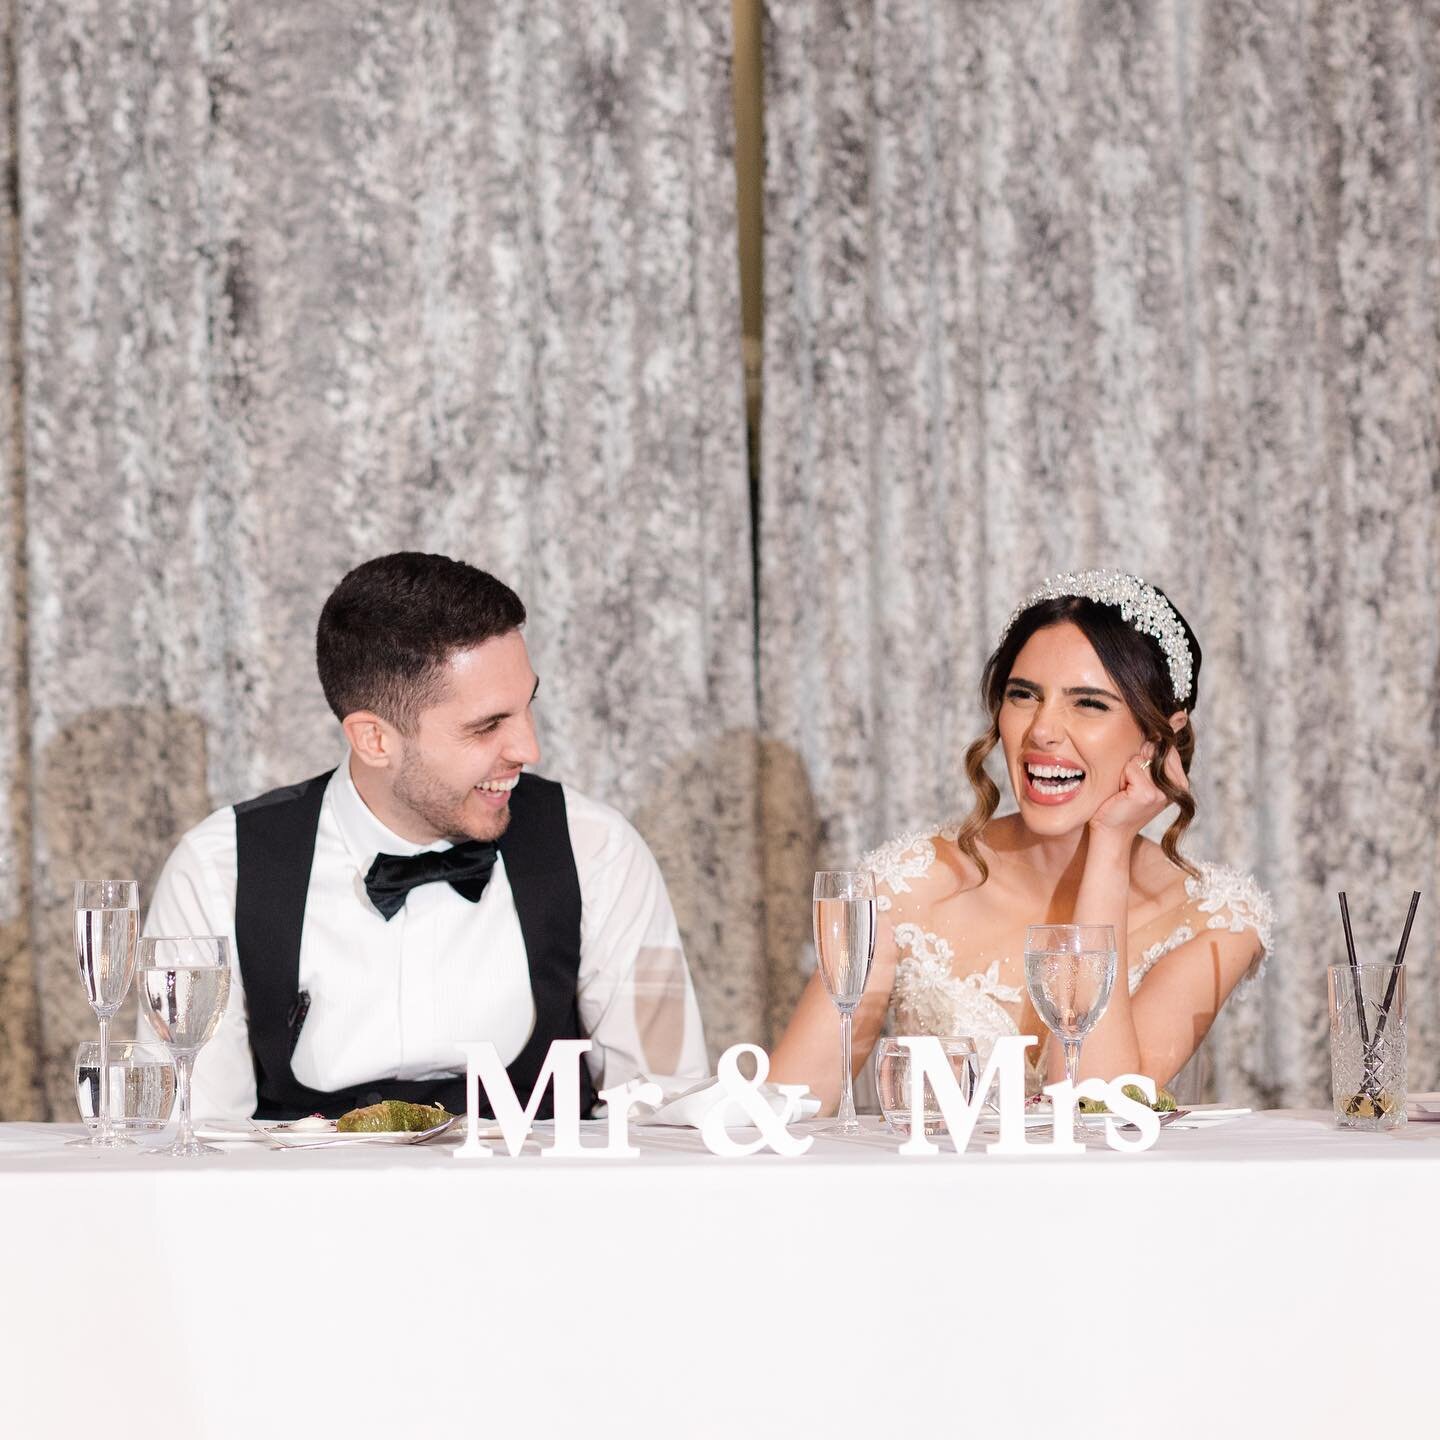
[813,870,878,1137]
[1329,963,1406,1131]
[70,880,140,1148]
[75,1040,176,1133]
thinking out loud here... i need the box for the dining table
[1,1107,1435,1439]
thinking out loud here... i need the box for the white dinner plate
[1405,1093,1440,1120]
[979,1105,1190,1131]
[196,1116,466,1146]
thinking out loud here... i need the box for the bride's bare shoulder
[1129,836,1191,910]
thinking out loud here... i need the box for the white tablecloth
[2,1111,1435,1438]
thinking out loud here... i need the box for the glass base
[147,1138,223,1158]
[1334,1109,1407,1133]
[881,1118,947,1137]
[816,1118,866,1137]
[67,1130,137,1148]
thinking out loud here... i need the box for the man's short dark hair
[316,553,526,732]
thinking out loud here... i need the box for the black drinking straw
[1370,890,1420,1049]
[1338,892,1370,1049]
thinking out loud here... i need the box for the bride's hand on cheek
[1088,744,1187,842]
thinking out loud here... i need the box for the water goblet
[137,935,232,1158]
[1023,924,1118,1087]
[69,879,140,1148]
[75,1040,177,1133]
[813,870,878,1137]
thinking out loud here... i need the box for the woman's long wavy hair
[956,592,1202,883]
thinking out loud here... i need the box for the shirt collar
[330,760,456,869]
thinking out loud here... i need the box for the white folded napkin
[635,1075,821,1129]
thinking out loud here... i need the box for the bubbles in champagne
[813,896,878,1006]
[75,907,139,1013]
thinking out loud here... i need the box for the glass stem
[1063,1039,1081,1088]
[837,1009,857,1125]
[96,1015,112,1142]
[174,1053,195,1149]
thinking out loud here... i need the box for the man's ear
[1168,710,1188,735]
[342,710,399,770]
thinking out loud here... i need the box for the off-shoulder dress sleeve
[860,822,962,914]
[1186,860,1275,997]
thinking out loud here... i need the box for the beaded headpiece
[1003,569,1194,704]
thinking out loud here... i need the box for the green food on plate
[336,1100,449,1133]
[1077,1084,1178,1115]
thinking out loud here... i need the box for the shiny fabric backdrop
[0,0,758,1118]
[3,1,1438,1119]
[760,0,1440,1105]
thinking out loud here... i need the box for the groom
[143,552,709,1120]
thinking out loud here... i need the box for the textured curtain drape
[0,0,758,1119]
[759,0,1440,1105]
[4,1,1437,1120]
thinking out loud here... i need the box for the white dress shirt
[142,763,709,1119]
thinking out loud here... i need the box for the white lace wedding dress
[863,823,1275,1089]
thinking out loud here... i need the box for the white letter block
[453,1039,595,1159]
[1042,1075,1162,1154]
[596,1080,663,1158]
[699,1044,813,1157]
[1100,1074,1162,1152]
[1041,1078,1109,1156]
[896,1034,1038,1157]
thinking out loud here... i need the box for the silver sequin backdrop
[1,0,1437,1118]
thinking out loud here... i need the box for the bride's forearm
[768,963,894,1113]
[1048,832,1142,1081]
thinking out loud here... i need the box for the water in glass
[138,935,232,1158]
[69,879,140,1149]
[814,895,877,1007]
[75,1041,176,1132]
[813,871,877,1137]
[140,963,231,1053]
[875,1036,976,1137]
[76,906,140,1015]
[1023,924,1117,1086]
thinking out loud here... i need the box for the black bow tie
[363,840,499,921]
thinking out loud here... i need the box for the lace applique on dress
[890,922,1033,1078]
[861,823,963,912]
[1128,861,1275,993]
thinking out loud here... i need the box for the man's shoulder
[553,782,654,871]
[156,799,239,889]
[166,771,341,871]
[174,800,238,851]
[233,769,337,817]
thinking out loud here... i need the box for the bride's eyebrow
[1006,676,1041,693]
[1065,685,1123,703]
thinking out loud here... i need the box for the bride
[769,570,1273,1110]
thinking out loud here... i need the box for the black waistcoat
[233,770,596,1122]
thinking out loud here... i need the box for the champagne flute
[813,870,878,1137]
[70,880,140,1148]
[1023,924,1118,1087]
[137,936,232,1158]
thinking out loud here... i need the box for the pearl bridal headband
[1003,569,1195,705]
